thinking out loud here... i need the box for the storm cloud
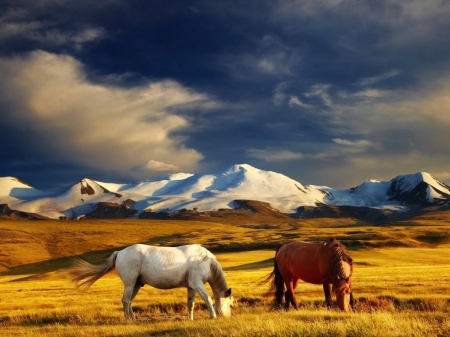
[1,0,450,189]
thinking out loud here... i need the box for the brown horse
[264,238,354,311]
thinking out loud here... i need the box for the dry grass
[1,217,450,336]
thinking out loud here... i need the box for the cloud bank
[0,51,215,180]
[270,76,450,186]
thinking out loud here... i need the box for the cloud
[338,89,390,99]
[131,160,180,173]
[257,53,292,75]
[34,27,106,49]
[224,52,294,79]
[328,138,376,156]
[247,148,303,161]
[221,34,299,81]
[0,21,42,39]
[0,51,217,180]
[304,138,376,160]
[304,84,333,106]
[356,70,400,86]
[274,0,450,23]
[272,82,289,105]
[289,96,312,108]
[0,8,106,49]
[273,83,314,108]
[289,77,450,186]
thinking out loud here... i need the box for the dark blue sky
[1,0,450,190]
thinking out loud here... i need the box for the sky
[1,0,450,191]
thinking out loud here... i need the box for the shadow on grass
[223,258,273,271]
[1,237,279,280]
[355,296,450,313]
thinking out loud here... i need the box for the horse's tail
[261,245,285,307]
[69,251,120,291]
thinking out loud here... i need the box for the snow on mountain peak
[226,163,255,171]
[151,172,195,182]
[391,172,429,192]
[0,167,449,219]
[0,176,32,192]
[387,172,450,204]
[0,176,51,199]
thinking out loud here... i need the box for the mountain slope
[1,165,449,220]
[1,178,125,219]
[98,164,328,214]
[387,172,450,205]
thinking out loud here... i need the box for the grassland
[1,214,450,336]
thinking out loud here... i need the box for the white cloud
[272,82,288,105]
[304,84,333,106]
[331,138,374,152]
[247,148,303,161]
[275,0,450,22]
[338,89,390,99]
[357,70,400,86]
[276,0,344,17]
[227,52,293,78]
[289,95,312,108]
[306,138,375,160]
[0,9,105,48]
[132,160,180,173]
[0,21,42,39]
[33,27,107,49]
[257,53,292,75]
[0,51,216,180]
[222,34,298,81]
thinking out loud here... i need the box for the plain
[0,213,450,336]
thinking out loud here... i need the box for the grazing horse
[264,238,354,311]
[69,244,233,320]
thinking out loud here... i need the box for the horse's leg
[122,282,140,320]
[284,279,298,310]
[350,291,355,311]
[275,283,284,310]
[323,283,332,309]
[290,278,299,309]
[193,283,216,318]
[130,281,141,302]
[284,291,290,311]
[187,287,196,320]
[284,280,292,311]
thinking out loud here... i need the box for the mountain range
[1,164,450,221]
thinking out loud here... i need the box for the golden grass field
[1,213,450,336]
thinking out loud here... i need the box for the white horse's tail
[69,251,120,291]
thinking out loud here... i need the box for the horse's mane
[194,245,229,295]
[208,257,229,295]
[327,238,353,294]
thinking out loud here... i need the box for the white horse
[69,244,233,320]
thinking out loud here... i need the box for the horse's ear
[225,288,232,297]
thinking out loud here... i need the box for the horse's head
[328,239,354,312]
[336,281,352,312]
[217,288,234,317]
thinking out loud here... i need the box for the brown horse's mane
[326,238,353,294]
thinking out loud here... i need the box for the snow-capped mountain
[323,172,450,208]
[1,164,449,219]
[386,172,450,205]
